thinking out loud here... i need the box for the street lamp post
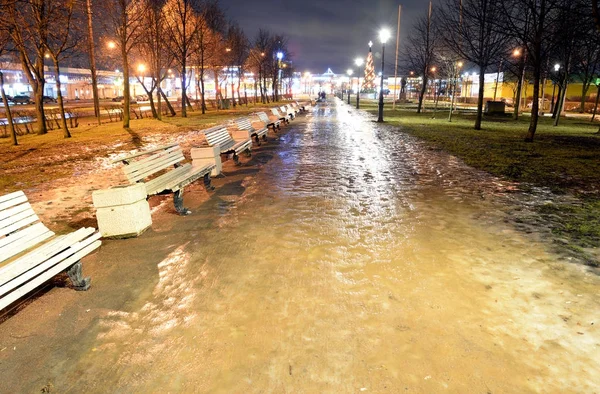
[551,63,560,113]
[347,69,353,104]
[276,51,283,101]
[448,61,463,122]
[355,57,363,109]
[377,28,391,123]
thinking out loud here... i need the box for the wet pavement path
[1,99,599,393]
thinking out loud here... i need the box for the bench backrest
[280,105,289,113]
[271,108,282,117]
[257,112,270,124]
[0,191,54,264]
[234,117,253,131]
[122,145,185,184]
[204,126,233,148]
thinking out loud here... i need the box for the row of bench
[0,101,309,312]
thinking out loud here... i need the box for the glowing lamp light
[457,61,463,68]
[276,52,284,60]
[513,48,521,57]
[137,64,146,73]
[107,41,116,49]
[368,41,373,48]
[554,64,560,72]
[431,67,437,73]
[347,69,353,76]
[355,58,364,67]
[379,28,391,44]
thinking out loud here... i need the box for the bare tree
[101,0,145,128]
[193,0,225,114]
[45,0,81,138]
[163,0,200,117]
[7,0,52,135]
[226,23,248,108]
[402,6,439,113]
[0,0,17,145]
[439,0,510,130]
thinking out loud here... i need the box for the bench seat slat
[144,163,194,195]
[0,222,51,251]
[0,231,100,294]
[0,227,55,264]
[0,239,101,311]
[0,228,96,284]
[149,164,214,194]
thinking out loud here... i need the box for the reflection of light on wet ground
[30,99,599,393]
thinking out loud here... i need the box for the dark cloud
[225,0,430,74]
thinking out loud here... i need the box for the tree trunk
[580,83,590,113]
[200,57,206,114]
[86,0,100,124]
[181,63,187,117]
[552,85,562,118]
[592,85,600,122]
[475,69,486,130]
[554,81,568,126]
[0,72,17,145]
[160,89,175,116]
[525,66,541,142]
[155,75,162,120]
[514,62,524,120]
[53,60,71,138]
[34,58,47,135]
[121,46,131,129]
[417,75,428,113]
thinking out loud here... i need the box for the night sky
[226,0,428,75]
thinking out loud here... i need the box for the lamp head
[368,41,373,48]
[355,58,364,67]
[379,28,391,44]
[554,64,560,72]
[276,52,284,60]
[347,69,353,76]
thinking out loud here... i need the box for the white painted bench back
[234,117,253,131]
[0,191,54,264]
[122,145,185,184]
[256,112,271,124]
[204,126,233,148]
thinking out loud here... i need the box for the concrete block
[191,146,221,176]
[92,183,147,208]
[92,184,151,238]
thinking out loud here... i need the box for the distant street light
[107,41,116,49]
[377,28,391,123]
[355,57,364,109]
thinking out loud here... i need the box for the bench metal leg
[245,148,252,157]
[254,135,261,146]
[233,152,241,165]
[66,261,91,291]
[203,173,215,191]
[262,134,268,141]
[173,189,191,215]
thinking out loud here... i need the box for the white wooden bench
[293,101,306,112]
[271,107,291,124]
[231,117,268,146]
[203,125,252,165]
[0,191,101,311]
[256,111,280,132]
[280,105,295,120]
[115,144,215,215]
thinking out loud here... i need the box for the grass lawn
[362,100,600,256]
[0,101,289,193]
